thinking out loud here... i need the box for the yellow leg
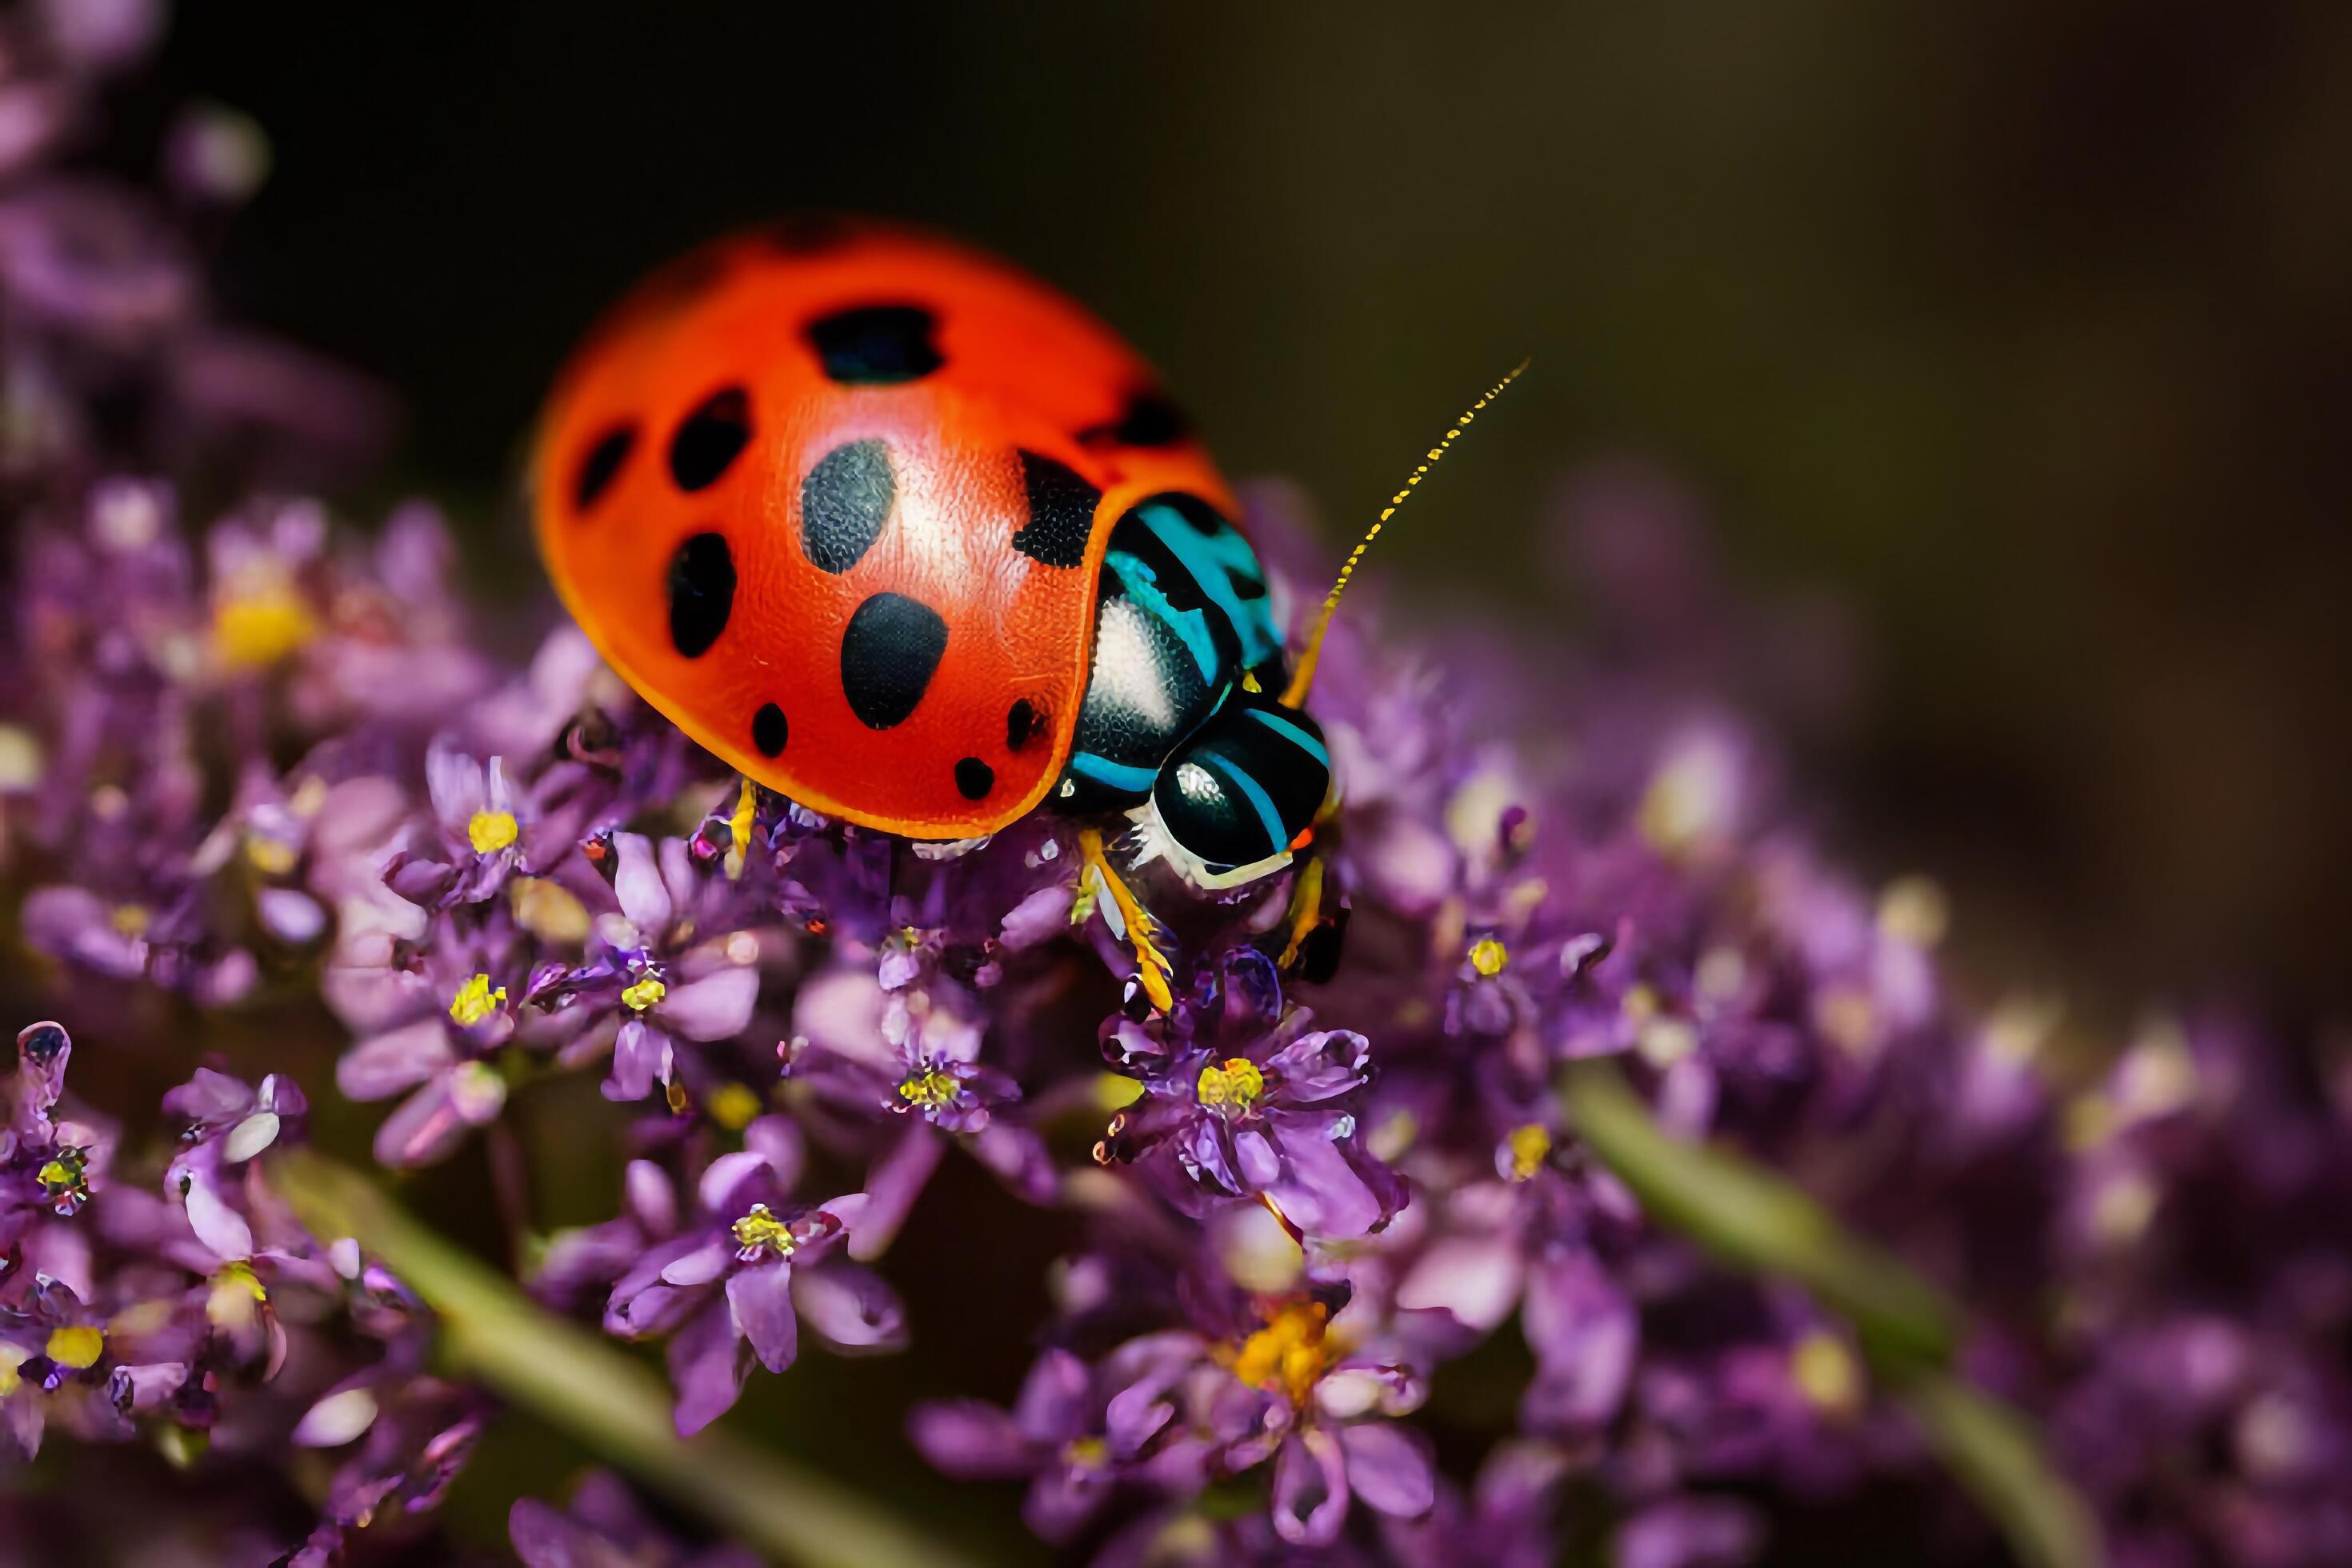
[1277,854,1326,970]
[1077,828,1174,1013]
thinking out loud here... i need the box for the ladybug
[531,217,1520,1006]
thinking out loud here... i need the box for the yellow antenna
[1281,358,1530,708]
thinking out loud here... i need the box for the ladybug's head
[1147,694,1330,890]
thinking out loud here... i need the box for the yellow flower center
[1790,1330,1862,1416]
[1506,1123,1553,1181]
[213,586,318,670]
[1230,1302,1337,1406]
[707,1082,762,1130]
[448,972,506,1027]
[110,902,151,937]
[1063,1435,1110,1470]
[1468,936,1509,977]
[467,809,519,855]
[0,1344,26,1395]
[622,974,667,1013]
[37,1147,89,1209]
[898,1065,958,1109]
[45,1325,104,1370]
[1195,1057,1266,1113]
[730,1203,795,1258]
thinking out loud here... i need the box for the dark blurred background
[132,2,2352,1025]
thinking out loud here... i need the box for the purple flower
[598,1120,902,1434]
[1106,1020,1404,1241]
[512,1470,762,1568]
[910,1342,1226,1542]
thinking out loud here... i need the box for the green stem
[274,1148,974,1568]
[1557,1058,2098,1568]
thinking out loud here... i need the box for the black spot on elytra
[1080,390,1191,450]
[669,386,752,492]
[573,425,636,513]
[1012,450,1102,569]
[954,758,995,800]
[752,702,788,758]
[840,592,947,730]
[1006,698,1039,752]
[667,533,736,658]
[800,438,895,574]
[806,304,943,385]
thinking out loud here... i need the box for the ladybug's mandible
[531,217,1521,1006]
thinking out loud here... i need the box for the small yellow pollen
[1790,1330,1862,1416]
[217,1260,268,1303]
[447,972,506,1027]
[1063,1435,1110,1469]
[213,586,318,670]
[898,1065,958,1109]
[622,974,668,1013]
[708,1082,762,1130]
[243,834,300,876]
[726,778,757,880]
[511,876,590,943]
[1229,1302,1337,1406]
[46,1325,104,1370]
[730,1202,795,1258]
[1195,1057,1266,1112]
[1505,1123,1553,1181]
[110,903,152,937]
[1468,936,1509,977]
[467,809,519,855]
[0,1344,26,1395]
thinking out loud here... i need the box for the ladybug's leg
[1077,827,1175,1013]
[1276,854,1326,970]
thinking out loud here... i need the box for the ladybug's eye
[1153,698,1330,877]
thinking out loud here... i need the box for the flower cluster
[6,6,2351,1566]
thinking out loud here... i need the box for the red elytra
[530,218,1234,839]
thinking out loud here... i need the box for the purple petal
[660,967,760,1042]
[1614,1497,1763,1568]
[1272,1428,1353,1546]
[742,1115,806,1192]
[183,1172,254,1261]
[1024,1463,1113,1544]
[1264,1029,1374,1102]
[1267,1119,1387,1238]
[791,1262,906,1351]
[507,1498,592,1567]
[1338,1420,1436,1519]
[1395,1234,1526,1333]
[848,1122,943,1262]
[1012,1347,1091,1444]
[337,1019,454,1102]
[372,1078,490,1168]
[604,1018,671,1102]
[726,1261,799,1374]
[910,1400,1035,1479]
[613,832,674,933]
[658,1238,734,1288]
[967,1122,1058,1206]
[792,966,891,1066]
[1522,1249,1638,1432]
[698,1151,774,1218]
[668,1302,750,1437]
